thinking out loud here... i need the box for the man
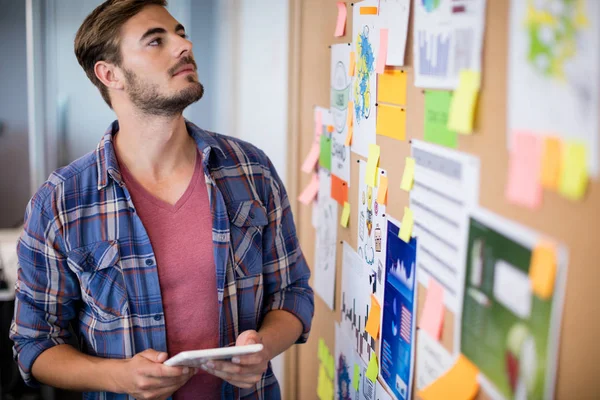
[10,1,314,399]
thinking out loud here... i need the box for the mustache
[169,56,197,76]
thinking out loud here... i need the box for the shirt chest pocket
[67,240,128,321]
[228,200,268,278]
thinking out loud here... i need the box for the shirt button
[154,314,162,321]
[145,258,154,266]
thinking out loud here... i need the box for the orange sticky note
[365,294,381,339]
[399,207,414,243]
[376,104,406,141]
[360,6,378,15]
[345,124,353,146]
[298,174,319,205]
[341,202,351,228]
[558,141,588,201]
[505,131,543,209]
[315,109,323,135]
[418,355,479,400]
[331,175,349,205]
[301,143,320,174]
[400,157,415,192]
[419,277,445,340]
[376,29,389,74]
[377,175,388,205]
[529,243,557,300]
[378,69,407,106]
[349,51,356,77]
[334,2,347,37]
[541,137,562,190]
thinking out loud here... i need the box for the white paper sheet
[335,322,358,400]
[415,330,453,390]
[331,43,353,184]
[507,0,599,176]
[357,160,388,306]
[379,0,411,66]
[409,140,480,344]
[314,196,338,310]
[375,381,394,400]
[413,0,487,89]
[351,0,380,157]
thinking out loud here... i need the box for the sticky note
[376,175,388,205]
[399,207,414,243]
[301,143,320,174]
[541,136,562,190]
[353,364,360,391]
[376,29,389,74]
[365,144,381,187]
[376,104,406,141]
[341,202,351,228]
[419,277,445,340]
[366,354,379,382]
[334,2,347,37]
[447,70,481,134]
[325,352,335,380]
[365,294,382,339]
[320,135,332,170]
[558,141,588,201]
[331,174,349,205]
[505,131,542,209]
[317,364,328,399]
[298,174,319,205]
[315,109,323,135]
[360,6,378,15]
[345,124,353,146]
[418,355,479,400]
[349,51,356,77]
[377,69,407,106]
[400,157,415,192]
[529,243,557,300]
[424,90,457,148]
[347,101,354,128]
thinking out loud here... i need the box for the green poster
[461,214,564,400]
[320,134,332,171]
[424,90,457,148]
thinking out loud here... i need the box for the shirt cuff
[263,284,315,344]
[15,337,68,387]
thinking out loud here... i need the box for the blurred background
[0,0,291,398]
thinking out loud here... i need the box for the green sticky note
[424,90,458,148]
[320,135,332,170]
[352,364,360,391]
[366,354,379,382]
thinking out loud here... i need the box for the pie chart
[422,0,441,12]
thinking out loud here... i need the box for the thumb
[236,330,262,346]
[137,349,168,363]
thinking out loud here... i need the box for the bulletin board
[285,0,600,399]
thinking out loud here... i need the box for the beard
[123,63,204,117]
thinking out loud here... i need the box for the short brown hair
[74,0,168,108]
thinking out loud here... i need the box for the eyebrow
[139,24,186,43]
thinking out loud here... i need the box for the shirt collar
[96,119,227,190]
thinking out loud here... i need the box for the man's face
[117,5,204,116]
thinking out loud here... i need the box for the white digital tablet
[163,344,264,367]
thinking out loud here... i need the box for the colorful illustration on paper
[354,26,375,124]
[422,0,441,13]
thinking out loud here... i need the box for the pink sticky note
[505,131,543,209]
[301,143,321,174]
[376,29,389,74]
[334,2,347,37]
[315,110,323,136]
[298,174,319,205]
[420,277,445,340]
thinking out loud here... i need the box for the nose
[173,34,192,58]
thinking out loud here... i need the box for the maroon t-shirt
[119,152,222,400]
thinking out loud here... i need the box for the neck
[114,112,197,182]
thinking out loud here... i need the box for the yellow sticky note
[529,243,557,300]
[419,354,479,400]
[399,207,414,243]
[365,144,381,187]
[376,175,388,205]
[325,352,335,380]
[352,364,360,391]
[341,202,351,228]
[349,51,356,77]
[365,294,381,339]
[400,157,415,191]
[376,104,406,141]
[558,141,588,201]
[366,354,379,383]
[377,69,407,106]
[317,364,328,399]
[541,136,562,190]
[448,70,481,134]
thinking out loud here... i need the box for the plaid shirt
[10,120,314,400]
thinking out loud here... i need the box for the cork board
[286,0,600,399]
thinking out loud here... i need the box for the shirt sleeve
[10,193,80,387]
[260,157,315,344]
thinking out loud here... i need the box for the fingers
[231,353,264,365]
[201,364,263,389]
[146,364,197,379]
[137,349,169,363]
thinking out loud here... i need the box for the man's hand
[112,349,197,400]
[200,330,271,389]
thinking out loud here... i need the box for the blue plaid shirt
[10,120,314,399]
